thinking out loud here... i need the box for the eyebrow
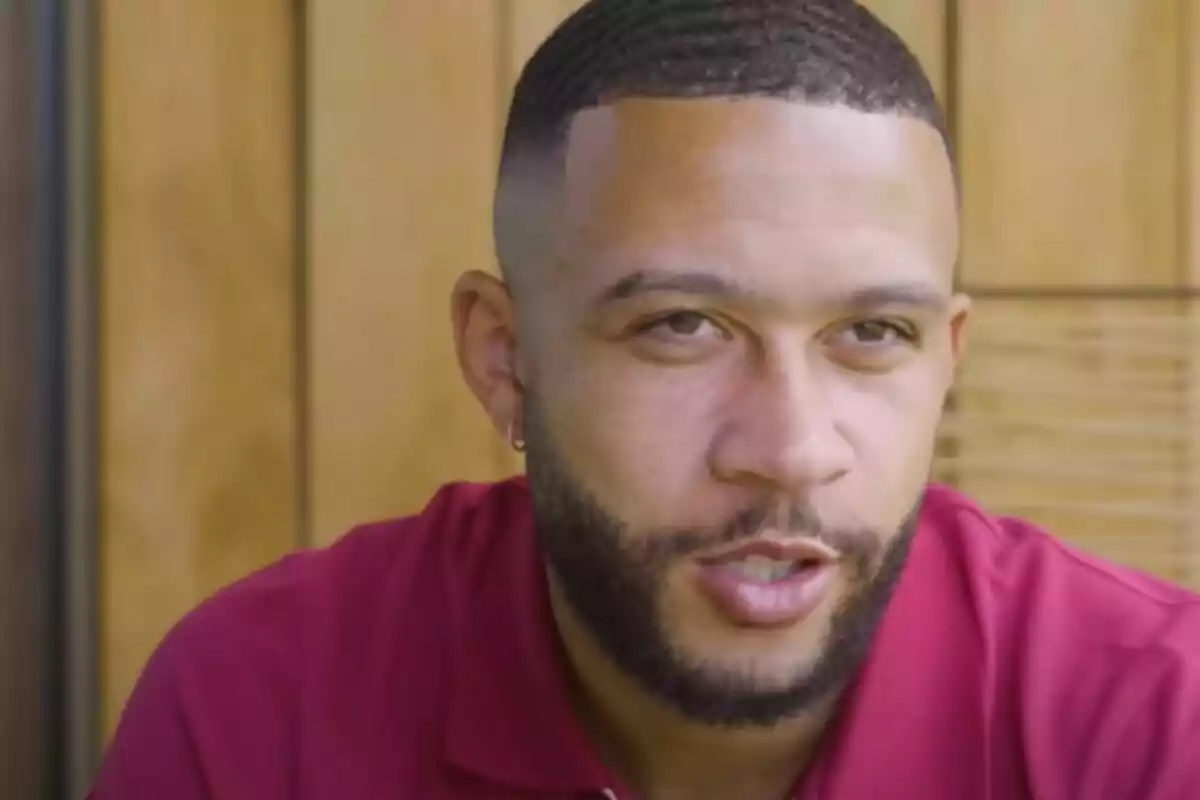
[592,269,951,313]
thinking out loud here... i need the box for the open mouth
[709,554,828,583]
[696,537,839,581]
[693,537,840,626]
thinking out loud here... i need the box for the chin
[674,652,827,711]
[677,620,829,679]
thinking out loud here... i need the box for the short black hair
[495,0,951,277]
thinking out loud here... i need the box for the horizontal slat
[935,449,1181,473]
[967,314,1200,332]
[943,298,1196,586]
[939,414,1187,442]
[933,455,1181,490]
[960,358,1187,383]
[952,380,1184,410]
[963,499,1190,524]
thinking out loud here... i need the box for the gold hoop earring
[506,420,526,453]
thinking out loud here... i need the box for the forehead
[554,97,958,296]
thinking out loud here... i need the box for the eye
[825,318,920,370]
[627,310,734,363]
[636,311,730,342]
[842,319,916,346]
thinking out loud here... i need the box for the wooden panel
[100,1,299,733]
[1185,0,1200,589]
[860,0,947,98]
[957,1,1181,287]
[308,2,511,545]
[946,1,1190,588]
[0,5,48,796]
[936,300,1194,584]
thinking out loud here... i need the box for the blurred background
[1,1,1198,798]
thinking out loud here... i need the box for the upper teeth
[730,555,795,582]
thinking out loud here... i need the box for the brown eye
[825,318,919,371]
[627,311,734,364]
[830,318,918,347]
[661,312,708,336]
[638,311,728,341]
[850,319,903,344]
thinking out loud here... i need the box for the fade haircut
[494,0,951,279]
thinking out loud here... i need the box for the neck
[549,588,837,800]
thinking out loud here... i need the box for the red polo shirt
[89,479,1200,799]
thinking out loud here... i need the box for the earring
[506,420,526,453]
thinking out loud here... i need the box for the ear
[451,270,524,442]
[947,292,971,365]
[943,292,972,394]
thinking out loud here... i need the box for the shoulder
[91,478,531,797]
[921,485,1200,798]
[152,477,532,688]
[172,476,530,637]
[922,483,1200,645]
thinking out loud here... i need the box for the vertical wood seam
[294,0,313,551]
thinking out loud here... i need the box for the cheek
[831,377,942,507]
[548,354,731,526]
[835,369,944,453]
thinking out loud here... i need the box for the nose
[708,355,854,494]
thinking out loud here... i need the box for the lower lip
[694,562,836,627]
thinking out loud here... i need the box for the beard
[523,395,924,729]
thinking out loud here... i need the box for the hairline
[499,91,953,174]
[494,93,958,283]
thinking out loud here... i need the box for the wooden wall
[307,1,514,546]
[1187,0,1200,587]
[99,1,300,733]
[941,0,1199,584]
[96,0,1200,742]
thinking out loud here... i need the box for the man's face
[502,98,965,727]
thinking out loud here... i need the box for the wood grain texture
[946,1,1191,588]
[1185,0,1200,589]
[937,300,1194,584]
[956,0,1181,288]
[0,6,48,796]
[308,1,512,545]
[860,0,947,98]
[99,1,299,734]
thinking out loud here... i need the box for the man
[90,1,1200,798]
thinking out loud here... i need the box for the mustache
[639,501,882,563]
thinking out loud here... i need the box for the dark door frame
[0,1,51,793]
[1,0,98,797]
